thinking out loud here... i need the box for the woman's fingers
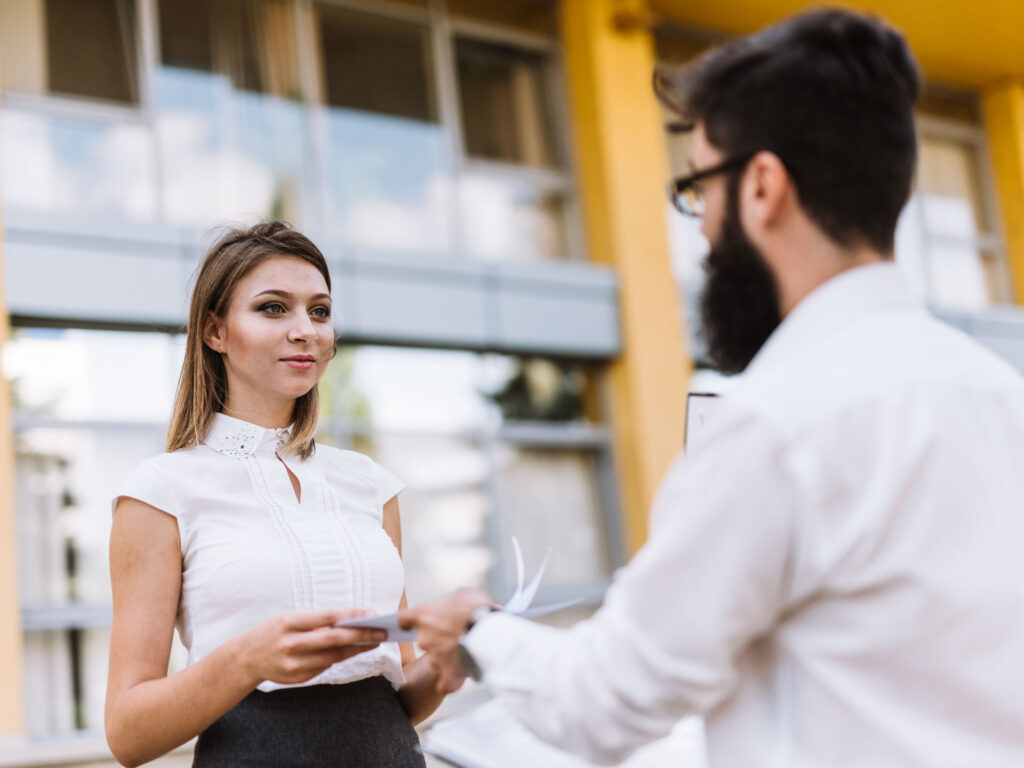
[280,607,375,632]
[286,626,385,654]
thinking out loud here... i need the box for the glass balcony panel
[316,5,453,256]
[0,0,138,104]
[0,110,156,220]
[495,446,611,586]
[455,38,559,169]
[157,0,308,226]
[458,172,569,260]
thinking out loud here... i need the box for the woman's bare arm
[383,496,446,725]
[105,498,384,767]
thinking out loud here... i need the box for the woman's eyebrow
[252,289,331,301]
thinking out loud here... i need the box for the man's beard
[698,189,783,375]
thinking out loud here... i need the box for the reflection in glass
[17,426,166,733]
[894,197,930,301]
[0,0,138,104]
[918,137,988,239]
[6,329,184,421]
[483,357,587,422]
[157,0,307,225]
[929,245,1001,309]
[362,434,492,604]
[324,346,490,432]
[456,38,558,168]
[0,110,156,220]
[459,172,567,260]
[495,447,610,585]
[322,346,612,602]
[317,5,452,256]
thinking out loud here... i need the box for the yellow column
[982,80,1024,304]
[561,0,690,555]
[0,55,24,733]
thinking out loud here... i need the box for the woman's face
[204,256,334,417]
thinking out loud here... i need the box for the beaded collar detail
[203,413,294,459]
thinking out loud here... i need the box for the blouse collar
[204,412,294,459]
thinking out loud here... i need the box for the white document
[338,539,580,641]
[422,699,708,768]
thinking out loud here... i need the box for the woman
[105,221,441,767]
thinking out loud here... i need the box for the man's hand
[398,588,496,694]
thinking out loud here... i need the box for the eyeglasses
[668,153,755,217]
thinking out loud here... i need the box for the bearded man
[401,9,1024,767]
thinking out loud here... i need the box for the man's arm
[405,414,801,765]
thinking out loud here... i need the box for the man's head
[659,8,920,373]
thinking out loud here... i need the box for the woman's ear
[203,311,226,354]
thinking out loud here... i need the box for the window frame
[911,113,1012,306]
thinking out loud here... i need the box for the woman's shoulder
[313,443,376,475]
[314,444,405,502]
[114,446,208,517]
[132,444,207,476]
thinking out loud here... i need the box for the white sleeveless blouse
[113,413,407,692]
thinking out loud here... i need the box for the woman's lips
[283,357,315,371]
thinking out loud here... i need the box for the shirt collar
[743,261,920,380]
[203,412,294,459]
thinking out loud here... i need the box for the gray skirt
[192,676,426,768]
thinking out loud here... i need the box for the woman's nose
[288,312,315,341]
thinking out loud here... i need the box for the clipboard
[684,392,719,455]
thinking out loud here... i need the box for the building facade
[1,0,1024,763]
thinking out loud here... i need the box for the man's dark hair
[657,8,920,253]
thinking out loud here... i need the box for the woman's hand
[236,609,386,687]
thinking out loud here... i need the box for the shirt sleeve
[365,456,405,506]
[462,412,801,765]
[111,458,179,519]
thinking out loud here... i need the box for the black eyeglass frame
[668,152,756,217]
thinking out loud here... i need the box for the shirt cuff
[462,611,556,691]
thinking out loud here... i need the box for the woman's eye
[312,306,332,319]
[258,302,286,314]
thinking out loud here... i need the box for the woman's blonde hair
[167,221,333,460]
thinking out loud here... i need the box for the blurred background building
[2,0,1024,765]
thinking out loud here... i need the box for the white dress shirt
[114,413,407,692]
[465,262,1024,767]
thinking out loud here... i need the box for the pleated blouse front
[114,413,407,692]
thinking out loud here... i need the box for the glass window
[0,109,157,221]
[495,447,611,585]
[0,0,139,104]
[156,0,308,226]
[9,329,183,734]
[7,328,185,421]
[455,37,559,169]
[316,5,453,256]
[321,346,615,603]
[318,5,437,122]
[895,129,1010,309]
[917,137,990,240]
[458,172,569,260]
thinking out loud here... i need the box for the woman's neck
[221,400,295,429]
